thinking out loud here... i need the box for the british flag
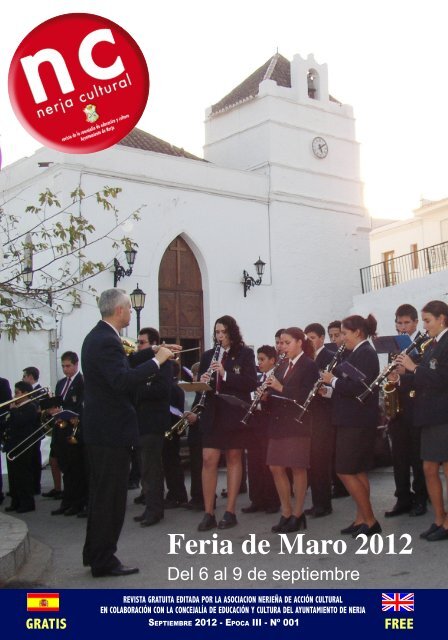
[381,592,414,612]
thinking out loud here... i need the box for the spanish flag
[27,593,60,612]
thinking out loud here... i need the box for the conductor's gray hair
[98,289,129,318]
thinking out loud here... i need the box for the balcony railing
[360,240,448,293]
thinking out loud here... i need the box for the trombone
[5,414,55,462]
[0,386,50,416]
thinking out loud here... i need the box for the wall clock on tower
[312,136,328,159]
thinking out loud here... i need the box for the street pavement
[2,466,446,589]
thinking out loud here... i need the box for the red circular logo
[8,13,149,153]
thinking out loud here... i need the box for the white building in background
[353,198,448,335]
[0,52,370,386]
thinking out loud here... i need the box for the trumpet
[240,353,286,425]
[357,332,430,403]
[5,414,55,461]
[295,344,346,423]
[165,411,196,440]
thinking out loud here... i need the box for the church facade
[0,52,370,386]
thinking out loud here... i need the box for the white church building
[0,52,371,387]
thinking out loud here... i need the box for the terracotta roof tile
[118,127,204,160]
[211,53,291,114]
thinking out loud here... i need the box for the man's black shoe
[134,494,145,505]
[218,511,237,529]
[241,504,262,514]
[164,499,184,509]
[140,514,163,527]
[384,502,412,518]
[42,489,63,499]
[198,513,217,531]
[51,507,68,515]
[5,505,18,512]
[134,511,148,522]
[409,503,427,517]
[127,482,139,490]
[92,564,139,578]
[184,499,205,511]
[17,505,36,513]
[63,507,80,516]
[77,508,88,518]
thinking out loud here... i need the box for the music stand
[373,334,412,354]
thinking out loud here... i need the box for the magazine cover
[1,1,447,638]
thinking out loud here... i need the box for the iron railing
[360,240,448,293]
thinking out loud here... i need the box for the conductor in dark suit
[81,288,176,577]
[0,377,12,504]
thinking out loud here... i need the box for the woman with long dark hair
[395,300,448,541]
[266,327,319,533]
[196,315,257,531]
[321,314,380,536]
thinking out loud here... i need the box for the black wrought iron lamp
[242,257,266,297]
[130,283,146,335]
[113,248,137,287]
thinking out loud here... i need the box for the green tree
[0,186,140,340]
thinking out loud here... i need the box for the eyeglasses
[137,339,149,345]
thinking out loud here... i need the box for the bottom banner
[1,588,441,638]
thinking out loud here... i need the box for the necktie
[284,361,294,381]
[61,377,71,400]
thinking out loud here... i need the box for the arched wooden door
[158,236,204,371]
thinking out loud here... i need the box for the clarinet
[295,344,346,423]
[240,353,286,425]
[194,341,222,412]
[357,332,429,403]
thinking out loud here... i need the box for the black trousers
[246,419,279,509]
[309,406,334,511]
[139,433,165,517]
[187,425,203,502]
[31,440,42,494]
[6,448,35,510]
[389,413,427,505]
[83,444,131,572]
[163,435,188,503]
[55,441,88,511]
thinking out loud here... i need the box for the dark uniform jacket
[81,321,161,447]
[332,340,380,429]
[129,349,172,436]
[3,402,39,453]
[196,344,257,432]
[269,354,319,439]
[401,331,448,427]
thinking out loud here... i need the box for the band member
[266,327,319,533]
[81,289,176,577]
[50,352,87,517]
[130,327,172,527]
[385,304,427,518]
[197,315,257,531]
[22,367,43,496]
[241,345,280,515]
[328,320,343,347]
[163,360,188,508]
[321,314,381,536]
[395,300,448,541]
[0,376,12,505]
[183,363,205,511]
[4,381,40,513]
[275,329,286,355]
[304,323,335,517]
